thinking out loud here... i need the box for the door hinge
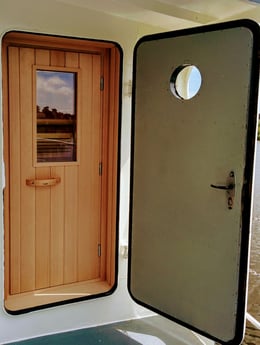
[98,244,101,257]
[100,76,104,91]
[99,162,102,176]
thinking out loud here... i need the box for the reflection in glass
[36,70,77,162]
[170,65,202,100]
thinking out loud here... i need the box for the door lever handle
[210,183,234,190]
[210,171,235,209]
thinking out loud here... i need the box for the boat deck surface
[7,315,259,345]
[7,315,211,345]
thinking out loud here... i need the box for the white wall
[0,0,165,343]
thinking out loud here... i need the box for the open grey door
[129,20,259,344]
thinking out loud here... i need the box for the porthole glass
[170,65,202,100]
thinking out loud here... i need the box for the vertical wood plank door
[3,33,120,313]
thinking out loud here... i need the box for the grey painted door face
[129,21,259,344]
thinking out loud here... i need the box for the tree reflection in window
[36,70,77,163]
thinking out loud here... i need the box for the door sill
[5,279,112,313]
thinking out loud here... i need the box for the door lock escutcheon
[210,171,235,209]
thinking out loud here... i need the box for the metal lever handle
[210,171,235,209]
[26,177,61,187]
[210,183,234,190]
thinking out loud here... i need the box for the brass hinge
[99,162,102,176]
[98,244,101,257]
[100,76,104,91]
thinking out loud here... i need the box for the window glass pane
[36,70,77,162]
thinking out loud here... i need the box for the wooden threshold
[5,279,112,312]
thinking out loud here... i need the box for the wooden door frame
[2,31,121,313]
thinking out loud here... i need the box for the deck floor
[7,315,211,345]
[7,315,260,345]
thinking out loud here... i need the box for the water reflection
[118,330,166,345]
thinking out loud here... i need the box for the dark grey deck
[7,315,210,345]
[8,315,260,345]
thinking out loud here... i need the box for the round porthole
[170,64,202,100]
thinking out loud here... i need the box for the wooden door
[129,20,259,344]
[5,41,109,310]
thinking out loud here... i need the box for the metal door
[129,20,259,344]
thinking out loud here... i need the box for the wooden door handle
[26,177,61,187]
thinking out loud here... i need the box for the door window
[36,69,77,163]
[169,64,202,100]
